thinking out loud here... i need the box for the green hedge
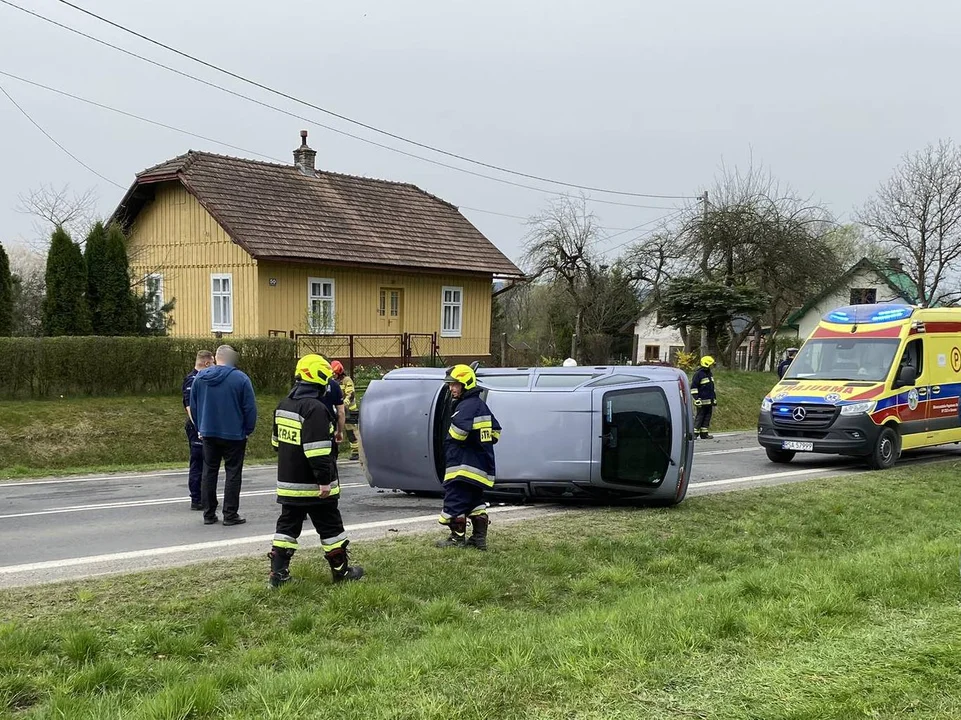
[0,337,298,398]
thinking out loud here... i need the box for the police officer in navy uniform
[691,355,717,440]
[436,364,501,551]
[267,354,364,587]
[777,348,798,379]
[182,350,213,510]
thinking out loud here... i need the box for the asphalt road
[1,432,958,587]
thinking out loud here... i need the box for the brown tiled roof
[115,151,523,277]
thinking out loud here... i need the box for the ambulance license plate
[783,441,814,452]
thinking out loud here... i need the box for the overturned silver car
[358,365,695,504]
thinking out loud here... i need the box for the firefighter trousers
[440,480,487,523]
[694,403,714,431]
[274,502,348,553]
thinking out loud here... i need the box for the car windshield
[784,338,900,382]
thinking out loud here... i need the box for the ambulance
[758,303,961,469]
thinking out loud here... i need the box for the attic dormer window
[850,288,877,305]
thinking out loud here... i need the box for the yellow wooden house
[112,131,523,363]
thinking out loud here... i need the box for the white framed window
[144,273,164,322]
[211,273,233,333]
[308,277,335,333]
[441,286,463,338]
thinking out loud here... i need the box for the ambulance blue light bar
[823,304,914,325]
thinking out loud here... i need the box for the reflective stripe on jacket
[272,382,338,504]
[690,368,716,403]
[444,388,501,488]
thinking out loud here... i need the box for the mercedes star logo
[792,406,807,421]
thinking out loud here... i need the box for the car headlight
[760,397,773,412]
[840,401,876,416]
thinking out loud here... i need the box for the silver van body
[358,365,695,504]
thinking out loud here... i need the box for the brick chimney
[887,257,903,272]
[292,130,316,176]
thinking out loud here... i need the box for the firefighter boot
[325,544,365,583]
[466,514,489,551]
[700,430,714,440]
[435,516,467,548]
[267,548,294,588]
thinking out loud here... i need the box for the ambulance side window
[898,339,923,381]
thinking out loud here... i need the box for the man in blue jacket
[189,345,258,526]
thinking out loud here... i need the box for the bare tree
[648,160,841,367]
[16,184,100,247]
[859,140,961,307]
[524,195,601,361]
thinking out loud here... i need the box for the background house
[113,131,523,364]
[631,306,685,365]
[783,257,918,340]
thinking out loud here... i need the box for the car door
[922,332,961,442]
[896,337,930,449]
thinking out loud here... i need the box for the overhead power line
[597,209,688,257]
[0,69,284,163]
[0,81,124,189]
[0,0,677,211]
[51,0,695,201]
[0,68,685,235]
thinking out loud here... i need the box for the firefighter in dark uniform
[777,348,798,379]
[691,355,717,440]
[267,354,364,587]
[436,364,501,551]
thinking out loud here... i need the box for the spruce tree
[85,222,137,335]
[0,242,12,336]
[41,226,92,336]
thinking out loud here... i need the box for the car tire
[765,447,796,464]
[866,426,900,470]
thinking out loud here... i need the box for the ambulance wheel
[866,427,900,470]
[765,448,796,464]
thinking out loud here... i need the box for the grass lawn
[2,464,961,718]
[707,370,778,433]
[0,395,287,480]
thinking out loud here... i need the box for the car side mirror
[896,366,917,387]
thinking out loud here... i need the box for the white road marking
[0,505,550,575]
[696,447,762,456]
[691,467,848,488]
[0,462,360,489]
[0,483,368,520]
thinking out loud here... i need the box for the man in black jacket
[777,348,798,379]
[182,350,213,510]
[267,354,364,588]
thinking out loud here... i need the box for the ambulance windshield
[784,339,900,382]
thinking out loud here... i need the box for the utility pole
[700,190,710,358]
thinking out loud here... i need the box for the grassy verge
[3,464,961,718]
[707,369,777,432]
[0,395,286,480]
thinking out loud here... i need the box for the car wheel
[765,447,796,464]
[866,426,900,470]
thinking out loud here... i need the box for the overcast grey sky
[0,0,957,265]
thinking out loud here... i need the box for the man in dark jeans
[182,349,214,510]
[189,345,258,526]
